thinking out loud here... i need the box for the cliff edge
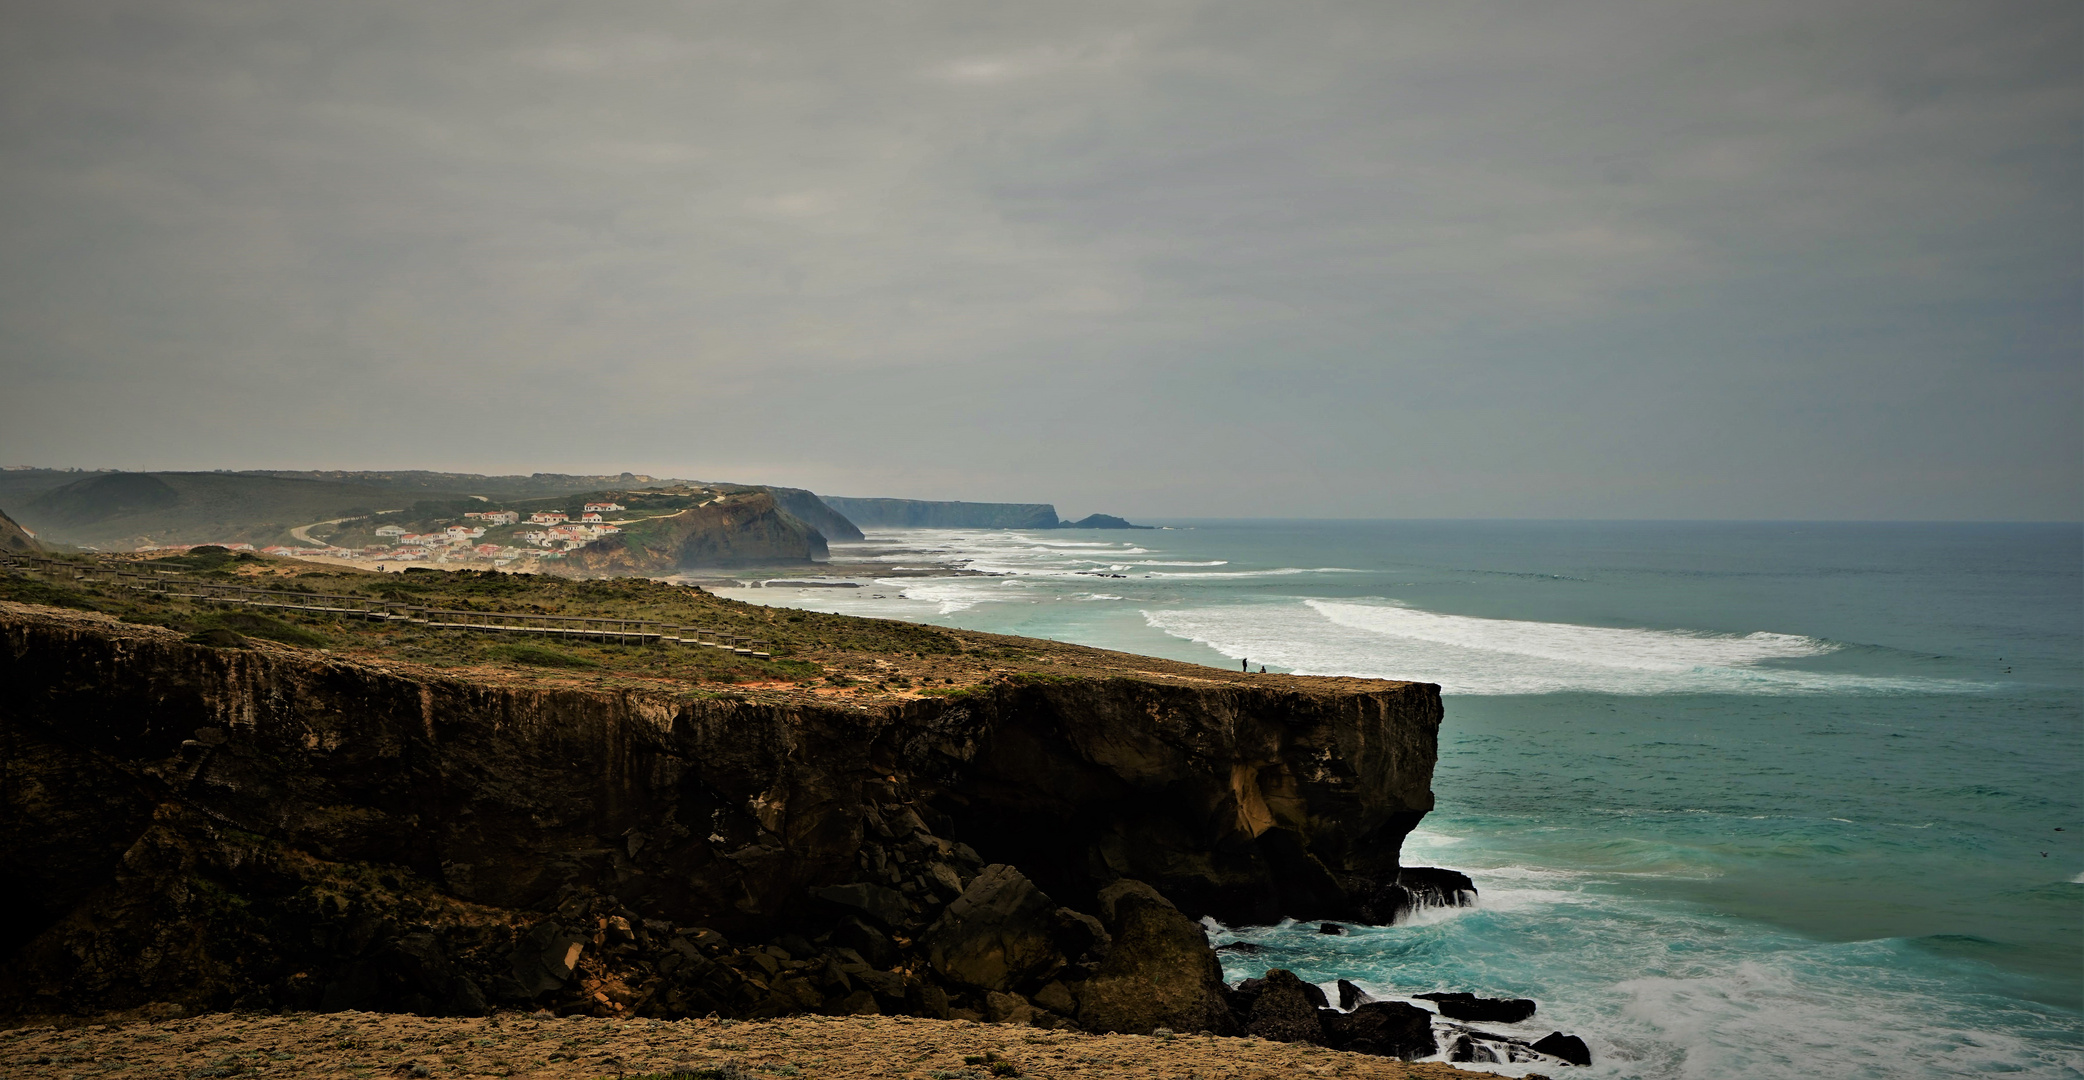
[0,601,1459,1036]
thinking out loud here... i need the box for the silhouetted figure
[1242,658,1248,672]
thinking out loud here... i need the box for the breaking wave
[1143,599,1978,696]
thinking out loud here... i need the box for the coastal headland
[0,548,1588,1073]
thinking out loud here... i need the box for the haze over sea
[717,520,2084,1078]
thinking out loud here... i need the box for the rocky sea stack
[0,597,1473,1056]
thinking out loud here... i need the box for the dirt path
[0,1013,1512,1080]
[288,517,362,548]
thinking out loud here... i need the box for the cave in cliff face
[913,679,1440,927]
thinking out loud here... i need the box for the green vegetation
[196,611,330,647]
[0,557,918,694]
[154,545,265,573]
[0,575,103,612]
[487,642,599,669]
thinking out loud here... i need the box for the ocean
[712,520,2083,1078]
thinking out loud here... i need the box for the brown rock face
[938,676,1441,924]
[1074,880,1236,1035]
[0,606,1450,1022]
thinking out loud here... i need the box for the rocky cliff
[817,497,1062,530]
[0,604,1459,1034]
[562,490,827,573]
[765,488,864,542]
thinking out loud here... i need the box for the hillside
[561,488,829,572]
[7,472,856,564]
[0,468,116,509]
[0,507,40,553]
[16,472,416,549]
[240,469,689,499]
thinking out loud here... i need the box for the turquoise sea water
[713,520,2083,1078]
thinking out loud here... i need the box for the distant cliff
[561,489,827,573]
[765,487,864,541]
[0,508,39,553]
[820,497,1062,530]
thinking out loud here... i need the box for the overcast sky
[0,2,2076,519]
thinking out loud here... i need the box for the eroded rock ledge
[0,605,1465,1038]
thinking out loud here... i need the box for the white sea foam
[1142,600,1978,695]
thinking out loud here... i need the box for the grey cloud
[0,0,2075,518]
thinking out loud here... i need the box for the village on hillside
[135,498,651,570]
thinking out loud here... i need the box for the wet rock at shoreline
[1415,991,1537,1023]
[1533,1031,1593,1066]
[1240,969,1328,1044]
[1323,1000,1437,1060]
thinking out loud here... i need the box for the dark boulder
[1073,879,1233,1035]
[1336,979,1372,1010]
[1317,922,1344,935]
[504,921,588,998]
[1322,1000,1437,1059]
[1416,991,1537,1023]
[830,915,898,968]
[1243,969,1327,1044]
[809,883,911,930]
[1534,1031,1593,1067]
[922,864,1066,993]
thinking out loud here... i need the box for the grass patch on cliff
[0,574,103,612]
[5,555,1192,697]
[194,611,330,647]
[487,642,600,669]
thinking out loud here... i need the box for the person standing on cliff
[1242,658,1249,672]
